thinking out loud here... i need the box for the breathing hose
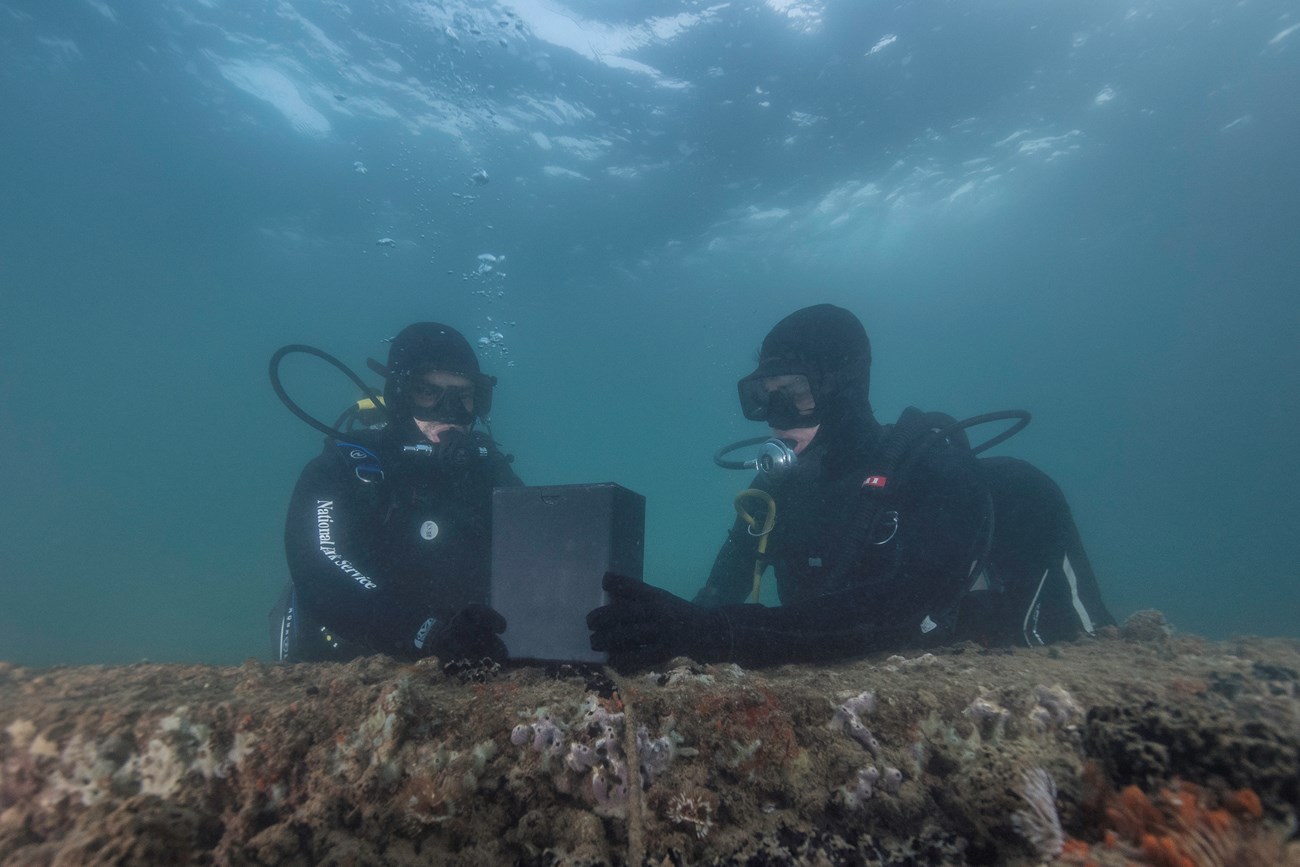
[269,344,389,440]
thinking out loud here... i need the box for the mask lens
[407,375,476,423]
[446,386,475,409]
[410,380,473,406]
[409,380,445,401]
[772,375,813,410]
[738,376,772,421]
[738,374,815,428]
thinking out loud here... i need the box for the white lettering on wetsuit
[413,617,437,650]
[315,500,378,590]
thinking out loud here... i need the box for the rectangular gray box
[491,483,645,663]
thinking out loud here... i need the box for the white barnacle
[667,793,714,839]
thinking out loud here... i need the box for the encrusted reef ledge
[2,617,1299,866]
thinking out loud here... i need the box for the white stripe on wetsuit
[1061,553,1096,635]
[1022,568,1049,646]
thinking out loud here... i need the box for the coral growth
[1120,610,1174,643]
[832,689,881,755]
[1083,700,1299,807]
[1060,778,1298,867]
[838,765,880,808]
[1032,684,1084,732]
[3,635,1298,866]
[963,695,1012,739]
[506,692,690,816]
[692,685,800,774]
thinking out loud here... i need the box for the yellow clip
[733,489,776,603]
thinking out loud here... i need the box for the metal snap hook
[872,510,899,545]
[355,464,384,484]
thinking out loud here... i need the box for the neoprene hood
[381,322,494,424]
[738,304,872,427]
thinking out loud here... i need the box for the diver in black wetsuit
[587,304,1114,669]
[275,323,521,663]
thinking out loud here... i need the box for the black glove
[423,604,509,662]
[587,573,731,670]
[430,427,475,470]
[396,429,477,483]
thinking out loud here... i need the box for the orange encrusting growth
[1056,779,1278,867]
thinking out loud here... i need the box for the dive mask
[737,371,820,430]
[408,380,476,423]
[371,357,496,426]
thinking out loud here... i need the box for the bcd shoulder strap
[818,407,966,592]
[867,406,963,492]
[331,439,386,485]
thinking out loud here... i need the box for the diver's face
[410,370,475,415]
[762,374,815,416]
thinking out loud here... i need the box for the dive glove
[587,572,732,671]
[415,603,508,662]
[430,427,475,469]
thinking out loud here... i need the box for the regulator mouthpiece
[713,435,800,482]
[755,438,798,481]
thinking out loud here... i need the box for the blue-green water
[1,0,1297,667]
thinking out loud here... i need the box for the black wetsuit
[278,428,521,661]
[692,412,1114,666]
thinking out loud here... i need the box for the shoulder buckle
[335,441,385,484]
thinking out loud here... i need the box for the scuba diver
[588,304,1114,669]
[271,322,521,663]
